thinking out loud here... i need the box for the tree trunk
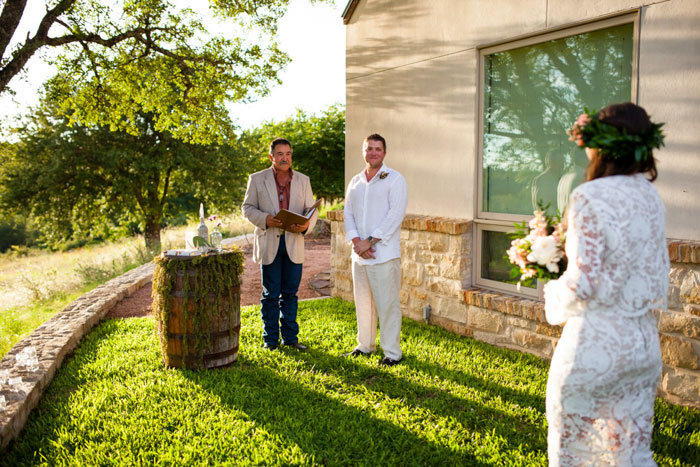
[144,218,161,256]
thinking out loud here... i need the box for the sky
[0,0,346,133]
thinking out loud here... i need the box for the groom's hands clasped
[352,237,376,259]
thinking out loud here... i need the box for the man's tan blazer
[242,167,318,265]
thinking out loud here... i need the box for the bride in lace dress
[543,103,668,466]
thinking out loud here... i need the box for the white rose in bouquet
[527,236,563,273]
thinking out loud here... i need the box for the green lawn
[0,290,86,358]
[2,298,698,466]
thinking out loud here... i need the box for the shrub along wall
[327,211,700,408]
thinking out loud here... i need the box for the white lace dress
[543,173,669,466]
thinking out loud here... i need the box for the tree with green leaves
[1,0,331,144]
[242,105,345,201]
[0,100,254,253]
[0,102,344,253]
[0,0,335,252]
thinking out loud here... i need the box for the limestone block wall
[657,242,700,406]
[398,216,471,333]
[328,211,700,408]
[329,210,353,300]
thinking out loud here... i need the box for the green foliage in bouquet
[192,236,212,249]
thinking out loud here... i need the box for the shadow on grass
[299,297,547,407]
[207,300,548,463]
[183,357,492,466]
[3,300,696,466]
[296,299,699,466]
[652,430,700,466]
[281,348,547,455]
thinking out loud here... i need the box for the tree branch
[0,0,74,92]
[0,0,28,59]
[160,165,173,206]
[1,0,237,94]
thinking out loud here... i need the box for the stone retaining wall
[0,263,154,449]
[328,210,700,408]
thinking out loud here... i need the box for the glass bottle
[210,227,223,250]
[196,203,209,246]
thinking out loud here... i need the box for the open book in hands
[274,199,322,231]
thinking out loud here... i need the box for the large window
[475,14,637,296]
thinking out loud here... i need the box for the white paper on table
[164,249,202,258]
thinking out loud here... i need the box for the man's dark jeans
[260,235,303,346]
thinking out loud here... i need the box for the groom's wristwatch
[368,236,379,246]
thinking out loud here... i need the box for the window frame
[473,12,640,296]
[473,221,542,298]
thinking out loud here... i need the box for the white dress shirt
[344,164,408,265]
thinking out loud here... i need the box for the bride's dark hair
[586,102,659,182]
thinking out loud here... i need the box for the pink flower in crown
[568,113,591,147]
[208,215,218,222]
[575,113,590,127]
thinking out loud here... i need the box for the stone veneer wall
[327,210,700,409]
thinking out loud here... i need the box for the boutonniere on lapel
[379,171,388,179]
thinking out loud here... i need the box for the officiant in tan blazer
[242,137,319,351]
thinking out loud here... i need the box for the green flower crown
[568,108,665,163]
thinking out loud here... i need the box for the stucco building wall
[344,0,700,239]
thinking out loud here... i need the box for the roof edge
[342,0,360,25]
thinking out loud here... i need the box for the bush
[0,219,27,252]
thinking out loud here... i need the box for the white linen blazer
[242,167,318,265]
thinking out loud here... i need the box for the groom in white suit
[242,138,318,351]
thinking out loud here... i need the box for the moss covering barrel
[152,247,245,369]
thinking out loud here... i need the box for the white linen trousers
[351,258,402,360]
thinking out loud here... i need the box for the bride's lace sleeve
[544,189,605,325]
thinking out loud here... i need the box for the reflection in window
[482,23,634,216]
[481,230,536,289]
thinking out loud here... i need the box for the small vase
[209,228,223,250]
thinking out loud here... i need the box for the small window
[475,223,540,297]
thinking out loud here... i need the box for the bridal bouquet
[507,207,567,285]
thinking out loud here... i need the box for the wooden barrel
[153,251,243,369]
